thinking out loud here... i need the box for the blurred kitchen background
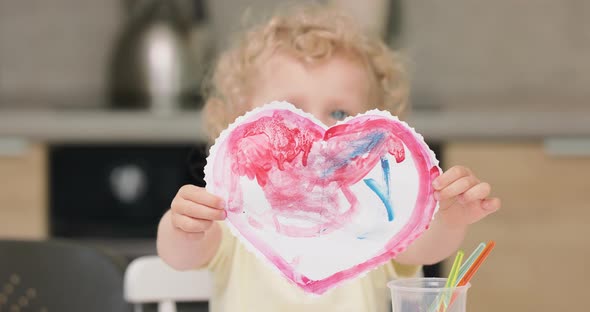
[0,0,589,311]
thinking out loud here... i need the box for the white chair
[124,255,212,312]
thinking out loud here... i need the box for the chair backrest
[0,239,131,312]
[124,255,212,312]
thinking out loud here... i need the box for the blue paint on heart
[363,157,394,221]
[323,132,386,177]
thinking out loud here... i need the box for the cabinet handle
[0,137,29,157]
[544,137,590,157]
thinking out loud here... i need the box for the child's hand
[170,185,226,239]
[432,166,500,227]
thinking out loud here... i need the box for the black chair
[0,239,132,312]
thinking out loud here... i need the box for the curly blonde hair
[202,5,409,141]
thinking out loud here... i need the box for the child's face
[250,52,372,126]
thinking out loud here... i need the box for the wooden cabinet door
[0,141,47,239]
[443,142,590,312]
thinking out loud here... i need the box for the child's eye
[330,110,349,121]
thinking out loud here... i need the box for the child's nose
[322,118,337,127]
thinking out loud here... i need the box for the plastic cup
[387,277,471,312]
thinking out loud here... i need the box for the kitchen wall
[1,0,589,110]
[0,0,123,107]
[402,0,590,110]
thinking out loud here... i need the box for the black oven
[49,143,207,247]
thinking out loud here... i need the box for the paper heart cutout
[205,102,440,295]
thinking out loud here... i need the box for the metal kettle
[108,0,202,114]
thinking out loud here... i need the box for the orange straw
[457,240,495,287]
[447,240,496,309]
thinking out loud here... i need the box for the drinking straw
[427,242,488,312]
[428,250,463,312]
[446,240,496,310]
[441,250,463,311]
[456,241,495,287]
[456,242,486,283]
[445,250,464,291]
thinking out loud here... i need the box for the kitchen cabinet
[0,141,48,238]
[442,141,590,312]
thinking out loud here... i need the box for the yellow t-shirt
[205,222,421,312]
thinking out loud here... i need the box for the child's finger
[435,175,479,200]
[481,197,501,212]
[181,232,205,240]
[457,197,500,224]
[173,213,214,233]
[458,182,491,203]
[178,184,225,209]
[463,198,500,224]
[179,200,226,221]
[432,166,473,190]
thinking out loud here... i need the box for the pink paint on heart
[206,102,440,295]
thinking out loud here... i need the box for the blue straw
[455,242,486,285]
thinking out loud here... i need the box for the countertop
[1,108,590,143]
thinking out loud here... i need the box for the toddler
[157,5,501,312]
